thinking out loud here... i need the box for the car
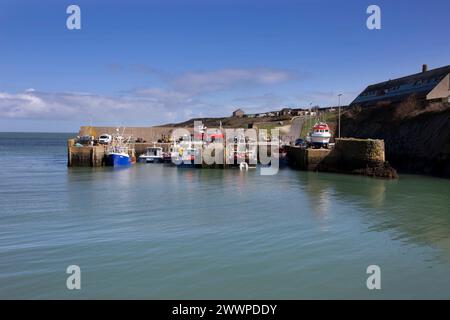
[98,134,112,144]
[76,135,94,146]
[295,138,306,147]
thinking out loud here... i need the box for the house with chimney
[351,64,450,106]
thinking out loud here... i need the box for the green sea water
[0,132,449,299]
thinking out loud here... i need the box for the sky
[0,0,449,132]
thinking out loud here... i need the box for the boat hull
[106,153,131,167]
[174,157,201,168]
[171,156,201,168]
[139,156,163,163]
[310,134,331,145]
[176,162,199,168]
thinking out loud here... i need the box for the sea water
[0,132,449,299]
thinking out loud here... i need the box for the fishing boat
[306,122,332,148]
[205,128,224,143]
[139,146,164,163]
[194,124,224,143]
[105,129,133,167]
[163,151,172,163]
[170,139,202,168]
[106,145,131,166]
[226,134,257,168]
[178,147,201,168]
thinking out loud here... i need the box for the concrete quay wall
[286,138,397,178]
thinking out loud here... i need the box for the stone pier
[286,138,397,178]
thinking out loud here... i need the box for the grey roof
[351,65,450,105]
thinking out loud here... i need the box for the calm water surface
[0,132,449,299]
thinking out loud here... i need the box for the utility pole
[338,93,343,138]
[309,102,312,129]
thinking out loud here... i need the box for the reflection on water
[296,171,450,255]
[1,133,450,299]
[299,171,388,209]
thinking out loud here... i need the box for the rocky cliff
[340,100,450,177]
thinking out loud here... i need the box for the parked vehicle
[76,135,94,146]
[98,134,112,144]
[295,138,307,147]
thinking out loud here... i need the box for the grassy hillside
[160,115,292,128]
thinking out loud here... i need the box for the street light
[337,93,343,138]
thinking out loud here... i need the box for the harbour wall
[286,138,397,178]
[78,126,185,143]
[134,143,172,154]
[68,134,393,177]
[67,139,171,167]
[67,139,108,167]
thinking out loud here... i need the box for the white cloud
[0,67,297,124]
[171,68,294,94]
[0,90,167,122]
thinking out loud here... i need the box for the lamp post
[337,93,343,138]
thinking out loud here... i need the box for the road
[288,117,305,143]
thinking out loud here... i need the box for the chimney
[422,64,428,73]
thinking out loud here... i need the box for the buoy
[239,162,249,171]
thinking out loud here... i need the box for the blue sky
[0,0,449,132]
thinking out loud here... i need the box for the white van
[98,134,112,144]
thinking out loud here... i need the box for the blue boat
[106,150,131,167]
[105,129,133,167]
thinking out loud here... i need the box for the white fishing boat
[306,122,332,148]
[139,146,164,163]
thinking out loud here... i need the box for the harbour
[4,64,449,299]
[1,132,450,299]
[67,122,397,179]
[1,0,449,302]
